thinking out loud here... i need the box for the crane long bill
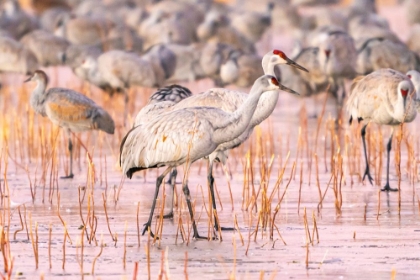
[279,84,299,95]
[286,58,309,72]
[23,76,31,83]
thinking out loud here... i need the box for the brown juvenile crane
[25,70,115,179]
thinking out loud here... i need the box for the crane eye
[271,77,279,86]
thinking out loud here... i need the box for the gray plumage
[120,75,281,237]
[148,85,192,105]
[346,68,417,191]
[20,29,70,66]
[0,36,38,74]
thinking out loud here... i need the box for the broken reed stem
[303,207,312,245]
[397,125,403,215]
[273,223,287,245]
[57,192,72,244]
[91,234,104,275]
[137,201,141,248]
[13,206,24,240]
[270,204,280,240]
[28,212,39,269]
[78,187,89,242]
[312,211,319,244]
[133,262,139,280]
[79,227,85,276]
[146,228,151,280]
[62,225,67,270]
[213,209,223,242]
[314,86,330,153]
[102,192,117,242]
[234,214,244,246]
[123,221,128,269]
[315,154,322,205]
[71,132,96,181]
[317,173,334,214]
[245,211,253,256]
[222,163,234,210]
[298,161,303,215]
[184,251,189,280]
[377,190,381,220]
[49,222,52,269]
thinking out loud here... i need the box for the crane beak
[279,84,299,95]
[285,58,308,72]
[24,76,32,83]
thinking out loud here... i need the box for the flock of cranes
[3,0,420,237]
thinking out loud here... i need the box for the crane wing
[120,109,217,178]
[44,88,100,131]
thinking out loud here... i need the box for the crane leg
[382,134,398,192]
[208,161,234,231]
[182,182,206,240]
[143,167,172,237]
[162,168,177,219]
[61,132,74,179]
[361,124,373,185]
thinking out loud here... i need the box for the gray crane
[133,50,307,229]
[120,75,281,238]
[346,69,417,191]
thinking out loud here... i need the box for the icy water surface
[1,2,420,279]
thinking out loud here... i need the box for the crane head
[272,49,308,72]
[24,70,49,85]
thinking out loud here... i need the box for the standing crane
[133,49,307,228]
[25,70,115,178]
[346,68,417,191]
[120,75,281,238]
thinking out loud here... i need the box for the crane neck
[249,89,279,127]
[261,57,277,77]
[212,81,267,144]
[30,78,48,116]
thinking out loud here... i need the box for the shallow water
[1,2,420,279]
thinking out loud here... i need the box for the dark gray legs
[381,134,398,192]
[361,124,373,184]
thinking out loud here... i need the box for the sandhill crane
[79,50,164,125]
[406,70,420,108]
[120,75,281,238]
[346,68,417,191]
[196,11,255,54]
[134,49,307,226]
[63,44,103,85]
[54,15,114,46]
[356,38,419,75]
[20,29,70,67]
[0,36,38,74]
[276,46,331,116]
[0,0,38,39]
[404,0,420,26]
[317,30,357,107]
[230,2,273,43]
[25,70,115,179]
[134,84,192,217]
[407,24,420,56]
[148,84,192,105]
